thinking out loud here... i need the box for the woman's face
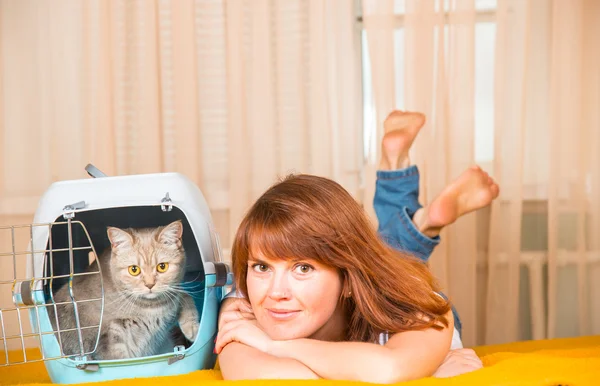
[246,250,345,341]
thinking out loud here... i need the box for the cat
[50,220,199,360]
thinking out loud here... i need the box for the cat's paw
[180,318,200,342]
[179,295,200,342]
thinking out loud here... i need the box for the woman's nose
[268,272,291,300]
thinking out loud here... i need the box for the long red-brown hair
[231,174,450,343]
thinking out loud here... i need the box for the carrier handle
[85,164,108,178]
[204,262,233,288]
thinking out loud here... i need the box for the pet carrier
[0,165,231,384]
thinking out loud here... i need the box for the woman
[216,111,498,382]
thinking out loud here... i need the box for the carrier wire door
[0,220,103,366]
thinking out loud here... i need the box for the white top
[225,289,463,350]
[378,329,463,350]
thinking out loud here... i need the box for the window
[360,0,497,168]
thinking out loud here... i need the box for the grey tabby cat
[51,220,199,360]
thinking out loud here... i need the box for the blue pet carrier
[1,165,231,383]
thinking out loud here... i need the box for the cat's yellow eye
[157,262,169,273]
[128,265,141,276]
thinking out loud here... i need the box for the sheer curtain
[222,0,362,245]
[362,0,600,346]
[0,0,361,249]
[1,0,598,350]
[0,0,362,348]
[484,0,600,345]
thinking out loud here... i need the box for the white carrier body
[29,172,220,278]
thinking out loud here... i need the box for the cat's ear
[107,227,134,251]
[158,220,183,246]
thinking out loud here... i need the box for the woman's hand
[215,317,274,354]
[216,298,319,380]
[432,348,483,378]
[218,297,255,331]
[217,297,267,354]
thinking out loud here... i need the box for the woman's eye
[252,264,269,273]
[295,264,314,274]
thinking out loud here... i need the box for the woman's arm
[218,300,469,382]
[217,308,454,383]
[217,297,319,380]
[219,343,319,380]
[267,309,454,383]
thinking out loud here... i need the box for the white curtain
[0,0,362,247]
[362,0,600,346]
[0,0,361,350]
[1,0,599,350]
[485,0,600,344]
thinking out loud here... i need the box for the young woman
[216,111,499,382]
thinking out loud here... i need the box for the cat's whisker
[111,294,136,313]
[112,292,137,314]
[178,272,204,284]
[166,287,205,296]
[170,287,205,294]
[167,285,205,293]
[104,291,134,308]
[167,289,183,304]
[167,284,205,292]
[161,290,181,309]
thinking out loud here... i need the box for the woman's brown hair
[231,174,451,343]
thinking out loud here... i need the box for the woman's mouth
[266,308,301,320]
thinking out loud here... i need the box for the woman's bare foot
[379,110,426,170]
[413,166,500,237]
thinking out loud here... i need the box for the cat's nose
[145,283,155,290]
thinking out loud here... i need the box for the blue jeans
[374,165,462,336]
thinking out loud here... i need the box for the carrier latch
[62,201,87,220]
[168,345,186,365]
[13,280,44,306]
[74,356,99,372]
[161,192,173,212]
